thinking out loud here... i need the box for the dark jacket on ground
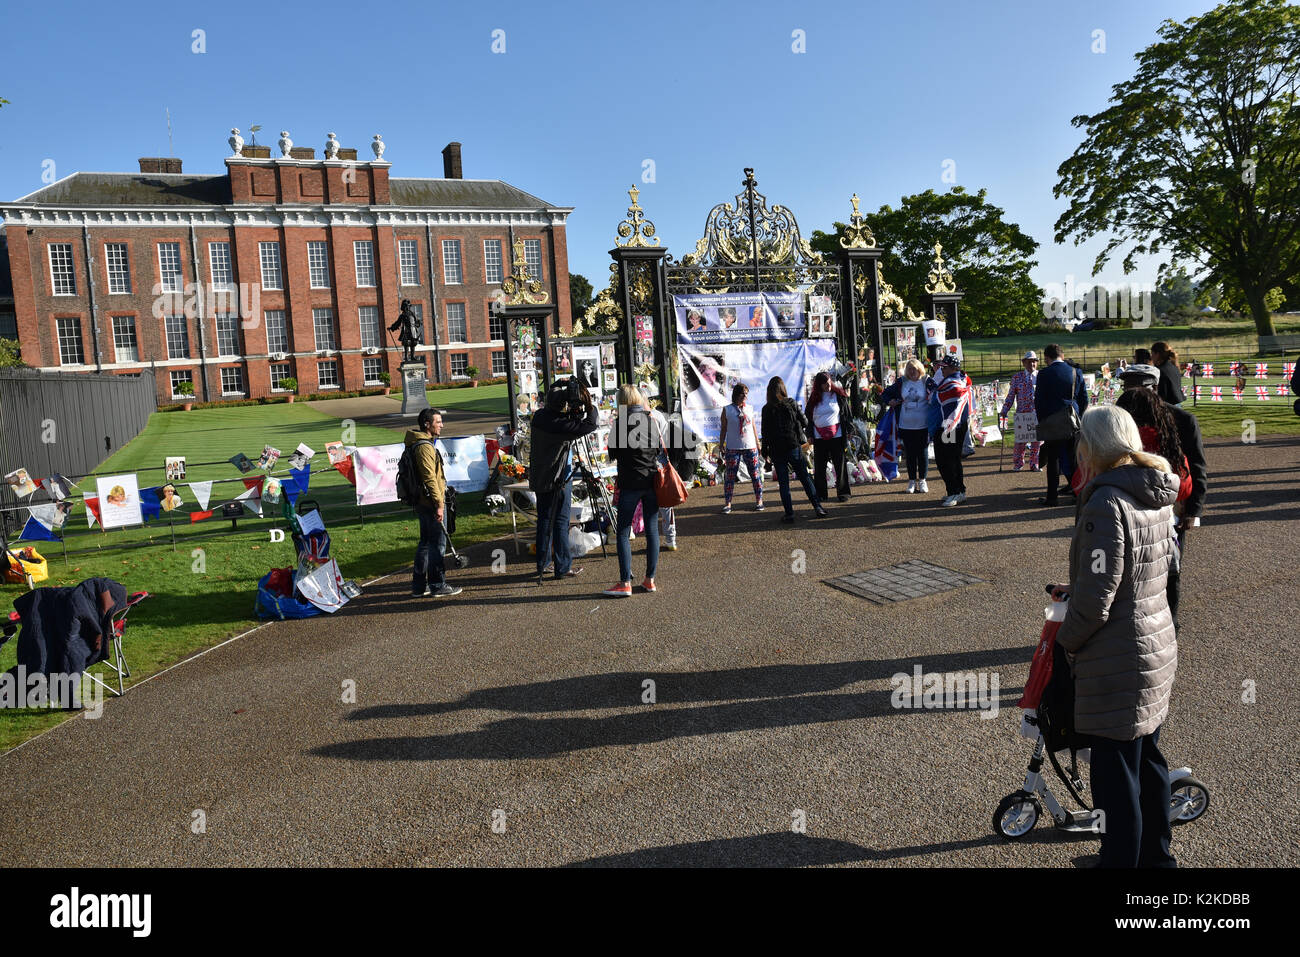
[1167,402,1208,518]
[1057,465,1180,740]
[1034,359,1090,421]
[403,429,446,509]
[14,577,126,678]
[1156,359,1186,405]
[608,404,660,491]
[760,398,810,459]
[528,404,599,494]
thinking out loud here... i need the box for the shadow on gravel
[313,648,1027,761]
[564,831,1047,867]
[343,646,1030,719]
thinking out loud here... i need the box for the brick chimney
[139,157,183,174]
[442,142,462,179]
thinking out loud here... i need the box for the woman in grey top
[1050,404,1181,868]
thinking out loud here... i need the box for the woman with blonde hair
[603,384,661,597]
[1049,404,1181,868]
[879,356,936,492]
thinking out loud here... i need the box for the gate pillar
[608,186,671,406]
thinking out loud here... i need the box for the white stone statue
[278,130,293,157]
[228,128,244,156]
[371,134,385,160]
[325,132,340,159]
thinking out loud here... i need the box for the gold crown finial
[839,192,876,249]
[501,236,548,304]
[616,184,659,247]
[925,241,957,294]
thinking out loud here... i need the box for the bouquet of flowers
[497,454,526,481]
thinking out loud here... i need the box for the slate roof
[9,172,563,210]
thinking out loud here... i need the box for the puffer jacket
[1056,463,1180,741]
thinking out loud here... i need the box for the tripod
[574,430,614,558]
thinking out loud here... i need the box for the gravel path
[1,436,1296,867]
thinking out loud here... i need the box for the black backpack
[396,439,432,506]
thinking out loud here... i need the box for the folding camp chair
[85,590,149,697]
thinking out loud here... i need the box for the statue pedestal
[400,362,430,414]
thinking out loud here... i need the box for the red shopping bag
[1018,599,1067,709]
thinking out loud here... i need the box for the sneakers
[430,583,462,598]
[755,501,765,511]
[412,585,432,597]
[602,582,633,597]
[662,542,679,551]
[918,480,929,493]
[952,492,967,505]
[941,494,958,507]
[641,578,657,593]
[780,514,795,524]
[814,507,829,518]
[906,480,917,493]
[721,503,732,514]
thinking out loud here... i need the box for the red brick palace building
[0,134,573,403]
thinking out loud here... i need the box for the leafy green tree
[569,273,594,320]
[810,187,1043,336]
[0,338,24,368]
[1152,265,1197,317]
[1054,0,1300,337]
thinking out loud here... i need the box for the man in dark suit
[1034,342,1089,505]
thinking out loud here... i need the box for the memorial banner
[436,434,492,493]
[679,338,836,442]
[353,443,404,505]
[674,291,805,344]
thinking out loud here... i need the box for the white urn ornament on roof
[278,130,293,157]
[325,132,340,159]
[371,134,385,160]
[228,128,244,156]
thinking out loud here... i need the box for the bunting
[190,480,213,511]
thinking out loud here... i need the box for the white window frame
[449,352,469,378]
[362,355,384,385]
[215,313,241,357]
[399,239,419,285]
[209,241,234,290]
[317,360,340,390]
[49,244,76,296]
[442,240,462,284]
[269,362,292,391]
[488,305,505,343]
[56,316,85,364]
[491,351,506,376]
[169,369,194,398]
[220,366,245,396]
[259,242,283,290]
[308,241,331,289]
[358,305,381,349]
[354,241,376,287]
[165,315,190,360]
[105,243,131,294]
[483,239,503,284]
[313,308,337,352]
[265,310,290,355]
[158,242,183,293]
[111,315,138,363]
[445,302,467,343]
[523,238,542,282]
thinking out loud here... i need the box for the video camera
[548,375,592,414]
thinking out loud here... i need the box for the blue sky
[0,0,1209,298]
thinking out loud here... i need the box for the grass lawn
[1,402,511,752]
[421,382,509,416]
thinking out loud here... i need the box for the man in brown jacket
[404,409,461,599]
[1055,405,1180,867]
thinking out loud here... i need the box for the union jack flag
[1286,362,1296,378]
[1233,387,1244,400]
[1211,387,1222,402]
[1256,386,1270,401]
[1194,385,1204,398]
[1256,363,1269,378]
[1202,363,1214,378]
[1230,361,1244,376]
[1279,383,1290,396]
[1182,364,1192,378]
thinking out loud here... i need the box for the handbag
[654,453,689,509]
[1035,367,1081,442]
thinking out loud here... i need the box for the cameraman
[529,377,600,583]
